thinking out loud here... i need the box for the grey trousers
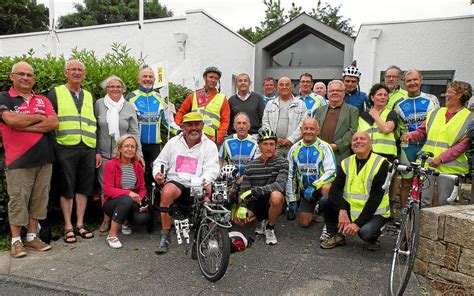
[422,174,456,208]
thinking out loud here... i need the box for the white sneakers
[121,224,132,235]
[265,229,277,245]
[254,219,268,235]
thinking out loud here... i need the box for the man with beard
[153,112,219,254]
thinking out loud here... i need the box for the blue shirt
[219,134,259,176]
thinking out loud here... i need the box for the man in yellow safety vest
[48,59,100,244]
[319,131,390,251]
[175,66,230,145]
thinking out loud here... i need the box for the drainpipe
[368,29,382,85]
[49,0,57,57]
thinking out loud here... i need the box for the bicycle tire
[196,222,230,282]
[388,202,420,295]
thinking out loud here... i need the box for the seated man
[153,112,219,254]
[235,128,288,245]
[219,112,260,193]
[320,132,390,251]
[287,118,336,226]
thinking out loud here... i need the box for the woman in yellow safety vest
[358,83,398,163]
[401,81,473,207]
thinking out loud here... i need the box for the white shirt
[152,133,220,187]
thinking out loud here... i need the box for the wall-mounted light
[174,33,188,52]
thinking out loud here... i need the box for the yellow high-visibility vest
[191,92,225,138]
[421,107,472,174]
[358,109,397,156]
[55,85,96,148]
[341,153,390,221]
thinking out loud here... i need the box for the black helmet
[203,66,222,78]
[257,127,277,143]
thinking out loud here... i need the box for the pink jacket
[102,158,146,206]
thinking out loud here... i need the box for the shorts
[399,144,422,179]
[7,164,52,226]
[166,180,192,206]
[298,190,322,214]
[247,194,271,221]
[55,145,96,199]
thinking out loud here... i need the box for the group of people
[1,59,472,259]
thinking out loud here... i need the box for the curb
[0,273,107,295]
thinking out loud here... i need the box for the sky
[39,0,473,33]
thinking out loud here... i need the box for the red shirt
[0,87,56,169]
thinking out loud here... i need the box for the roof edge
[359,14,473,27]
[185,9,255,47]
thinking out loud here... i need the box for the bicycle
[168,166,236,282]
[388,151,463,295]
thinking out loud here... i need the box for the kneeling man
[235,128,288,245]
[320,131,390,251]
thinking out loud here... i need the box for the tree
[309,0,354,36]
[0,0,49,35]
[58,0,173,29]
[238,0,354,43]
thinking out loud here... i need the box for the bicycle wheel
[196,221,231,282]
[388,202,420,295]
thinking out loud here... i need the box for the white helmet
[342,65,362,78]
[220,165,238,180]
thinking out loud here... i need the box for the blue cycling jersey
[127,87,180,144]
[344,90,369,113]
[299,92,327,117]
[219,134,259,176]
[287,138,336,202]
[262,94,276,105]
[393,92,439,146]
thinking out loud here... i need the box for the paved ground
[0,219,426,295]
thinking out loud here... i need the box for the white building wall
[0,10,254,96]
[354,15,474,92]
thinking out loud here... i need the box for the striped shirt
[121,164,137,190]
[240,155,288,196]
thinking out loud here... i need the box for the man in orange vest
[175,67,230,144]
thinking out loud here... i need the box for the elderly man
[315,80,359,166]
[262,77,277,105]
[0,62,58,258]
[313,82,327,98]
[153,112,219,254]
[262,77,307,158]
[127,67,180,187]
[287,118,336,226]
[342,64,369,113]
[220,112,259,180]
[298,73,327,118]
[320,132,390,251]
[228,73,265,135]
[393,69,439,207]
[236,128,288,245]
[175,66,230,144]
[384,65,408,110]
[48,59,98,243]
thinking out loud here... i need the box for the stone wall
[415,205,474,292]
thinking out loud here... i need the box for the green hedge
[0,43,191,230]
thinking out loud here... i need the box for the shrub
[0,44,191,231]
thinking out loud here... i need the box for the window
[270,34,344,68]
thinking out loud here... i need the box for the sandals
[76,226,94,239]
[106,236,122,249]
[64,229,77,243]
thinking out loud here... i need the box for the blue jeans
[320,196,387,243]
